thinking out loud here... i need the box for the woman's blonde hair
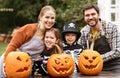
[38,5,56,19]
[36,6,56,40]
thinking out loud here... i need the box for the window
[111,0,116,5]
[111,0,116,8]
[111,13,116,21]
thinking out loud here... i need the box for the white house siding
[98,0,120,26]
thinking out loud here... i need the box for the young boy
[62,22,83,72]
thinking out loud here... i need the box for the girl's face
[44,31,58,50]
[40,10,56,29]
[65,33,77,45]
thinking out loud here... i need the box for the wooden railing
[0,34,12,43]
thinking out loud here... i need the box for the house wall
[98,0,120,26]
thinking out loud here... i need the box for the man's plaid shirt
[78,20,120,62]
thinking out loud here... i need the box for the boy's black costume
[62,22,83,72]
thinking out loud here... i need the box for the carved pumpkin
[78,50,103,75]
[47,54,74,77]
[47,44,74,77]
[5,51,32,78]
[78,31,103,75]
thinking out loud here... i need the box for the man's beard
[88,18,98,27]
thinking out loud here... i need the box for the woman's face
[44,31,58,50]
[40,10,56,29]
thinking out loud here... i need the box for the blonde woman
[0,5,57,77]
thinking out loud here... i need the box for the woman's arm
[4,23,38,60]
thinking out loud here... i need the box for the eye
[85,14,90,17]
[84,56,89,60]
[91,13,96,16]
[51,17,55,19]
[45,16,49,19]
[17,56,21,61]
[92,56,96,60]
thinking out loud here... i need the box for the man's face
[84,8,99,27]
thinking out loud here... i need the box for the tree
[0,0,97,33]
[48,0,97,30]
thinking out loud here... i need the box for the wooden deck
[31,71,120,78]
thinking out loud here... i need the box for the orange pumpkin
[78,31,103,75]
[78,50,103,75]
[47,53,74,77]
[47,44,74,77]
[4,51,32,78]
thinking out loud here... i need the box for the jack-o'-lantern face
[5,51,32,78]
[78,50,103,75]
[47,54,74,77]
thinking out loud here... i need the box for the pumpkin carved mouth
[16,66,29,72]
[84,64,97,69]
[83,62,100,69]
[52,66,72,74]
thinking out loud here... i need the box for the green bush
[0,42,8,56]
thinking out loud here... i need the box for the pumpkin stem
[54,44,63,54]
[90,31,98,50]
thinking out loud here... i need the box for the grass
[0,42,8,56]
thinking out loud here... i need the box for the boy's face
[65,33,77,45]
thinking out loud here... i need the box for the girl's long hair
[44,28,63,54]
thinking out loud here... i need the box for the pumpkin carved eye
[17,56,21,61]
[26,59,29,62]
[84,56,89,60]
[55,58,60,64]
[64,57,69,63]
[92,56,96,60]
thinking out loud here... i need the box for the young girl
[62,22,83,72]
[32,28,62,76]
